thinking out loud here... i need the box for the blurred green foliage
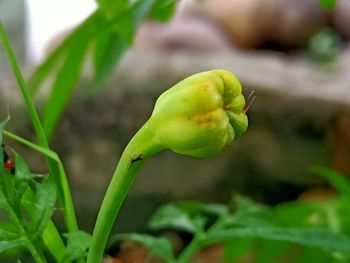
[113,167,350,263]
[319,0,337,10]
[28,0,176,139]
[308,28,342,65]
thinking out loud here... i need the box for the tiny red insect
[4,159,15,170]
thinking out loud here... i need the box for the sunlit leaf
[149,204,206,233]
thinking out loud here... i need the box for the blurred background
[1,0,350,250]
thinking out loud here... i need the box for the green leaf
[151,0,176,22]
[60,230,92,263]
[274,200,329,228]
[110,233,175,262]
[0,228,18,240]
[298,247,332,263]
[254,240,292,263]
[224,238,254,263]
[31,176,57,238]
[27,45,65,96]
[319,0,337,10]
[42,36,90,138]
[178,201,229,216]
[1,153,33,215]
[93,30,128,86]
[113,0,156,44]
[0,239,25,254]
[311,166,350,200]
[204,227,350,254]
[224,195,275,228]
[233,195,270,214]
[149,204,206,233]
[97,0,128,19]
[11,155,33,205]
[28,12,101,96]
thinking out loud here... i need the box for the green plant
[110,167,350,263]
[1,1,349,262]
[0,7,251,262]
[28,0,176,139]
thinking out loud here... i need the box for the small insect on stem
[243,90,256,114]
[2,144,15,174]
[4,158,14,170]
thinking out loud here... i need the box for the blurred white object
[25,0,96,64]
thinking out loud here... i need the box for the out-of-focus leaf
[204,227,350,254]
[0,228,18,241]
[31,176,57,238]
[0,240,25,254]
[42,37,90,138]
[311,166,350,200]
[28,12,100,96]
[233,195,270,214]
[298,247,332,263]
[113,0,156,44]
[110,233,175,262]
[151,0,176,21]
[93,30,128,86]
[254,240,291,263]
[319,0,337,9]
[178,201,229,216]
[224,238,254,263]
[335,197,350,235]
[149,204,206,234]
[225,195,276,228]
[61,230,92,263]
[224,212,276,229]
[97,0,128,19]
[274,200,329,228]
[308,28,341,64]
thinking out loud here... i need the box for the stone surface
[1,49,350,232]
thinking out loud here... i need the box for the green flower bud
[147,69,248,158]
[87,70,250,263]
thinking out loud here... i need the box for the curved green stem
[87,123,162,263]
[177,235,202,263]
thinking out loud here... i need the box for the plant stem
[87,123,162,263]
[177,216,227,263]
[177,235,202,263]
[0,22,77,257]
